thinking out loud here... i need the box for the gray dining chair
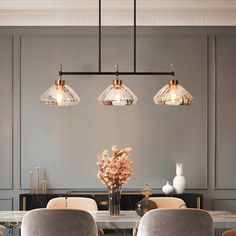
[137,208,214,236]
[46,197,104,236]
[21,209,98,236]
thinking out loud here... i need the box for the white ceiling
[0,0,235,26]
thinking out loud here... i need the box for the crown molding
[0,0,236,10]
[0,9,235,26]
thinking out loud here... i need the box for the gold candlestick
[35,166,40,194]
[42,179,47,194]
[23,197,27,211]
[29,170,34,194]
[197,196,201,209]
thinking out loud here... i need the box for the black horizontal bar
[59,71,175,76]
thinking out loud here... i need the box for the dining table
[0,210,236,230]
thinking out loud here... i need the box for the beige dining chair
[21,209,98,236]
[137,208,214,236]
[223,229,236,236]
[46,197,104,236]
[46,197,98,211]
[149,197,187,208]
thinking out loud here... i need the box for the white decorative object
[162,181,174,195]
[173,163,186,194]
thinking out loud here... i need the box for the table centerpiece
[97,145,133,215]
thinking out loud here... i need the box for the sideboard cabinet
[20,192,203,210]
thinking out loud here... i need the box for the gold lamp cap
[168,80,178,86]
[113,79,123,87]
[55,79,65,86]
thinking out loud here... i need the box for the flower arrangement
[97,145,133,188]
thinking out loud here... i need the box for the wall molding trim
[0,198,13,210]
[213,35,236,190]
[0,35,14,190]
[0,9,236,26]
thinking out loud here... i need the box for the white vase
[173,163,186,194]
[162,181,174,195]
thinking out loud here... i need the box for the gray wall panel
[20,33,208,189]
[0,199,12,210]
[215,36,236,189]
[0,36,13,189]
[214,199,236,214]
[101,29,133,71]
[20,35,99,189]
[137,35,208,189]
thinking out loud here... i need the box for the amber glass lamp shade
[40,78,80,106]
[153,80,193,105]
[98,79,137,106]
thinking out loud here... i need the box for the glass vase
[135,197,157,216]
[108,185,121,215]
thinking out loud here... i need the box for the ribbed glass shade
[153,80,193,105]
[40,79,80,106]
[98,79,137,106]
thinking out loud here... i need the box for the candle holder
[42,179,47,194]
[29,170,34,194]
[35,166,40,194]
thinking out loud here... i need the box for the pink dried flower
[97,145,133,188]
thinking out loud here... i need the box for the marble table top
[0,210,236,229]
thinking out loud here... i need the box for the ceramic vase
[162,181,174,195]
[173,163,186,194]
[108,185,121,215]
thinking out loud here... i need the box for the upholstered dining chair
[149,197,186,208]
[46,197,104,236]
[137,208,214,236]
[21,209,98,236]
[223,229,236,236]
[46,197,98,211]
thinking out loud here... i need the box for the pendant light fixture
[98,65,137,106]
[40,65,80,106]
[153,66,193,105]
[40,0,193,107]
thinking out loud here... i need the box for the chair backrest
[149,197,186,208]
[137,208,214,236]
[46,197,98,211]
[223,229,236,236]
[21,209,98,236]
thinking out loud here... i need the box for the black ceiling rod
[99,0,101,73]
[58,0,175,77]
[134,0,136,73]
[61,71,174,76]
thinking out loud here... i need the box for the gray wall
[0,26,236,234]
[20,30,207,190]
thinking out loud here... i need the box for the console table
[19,192,203,211]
